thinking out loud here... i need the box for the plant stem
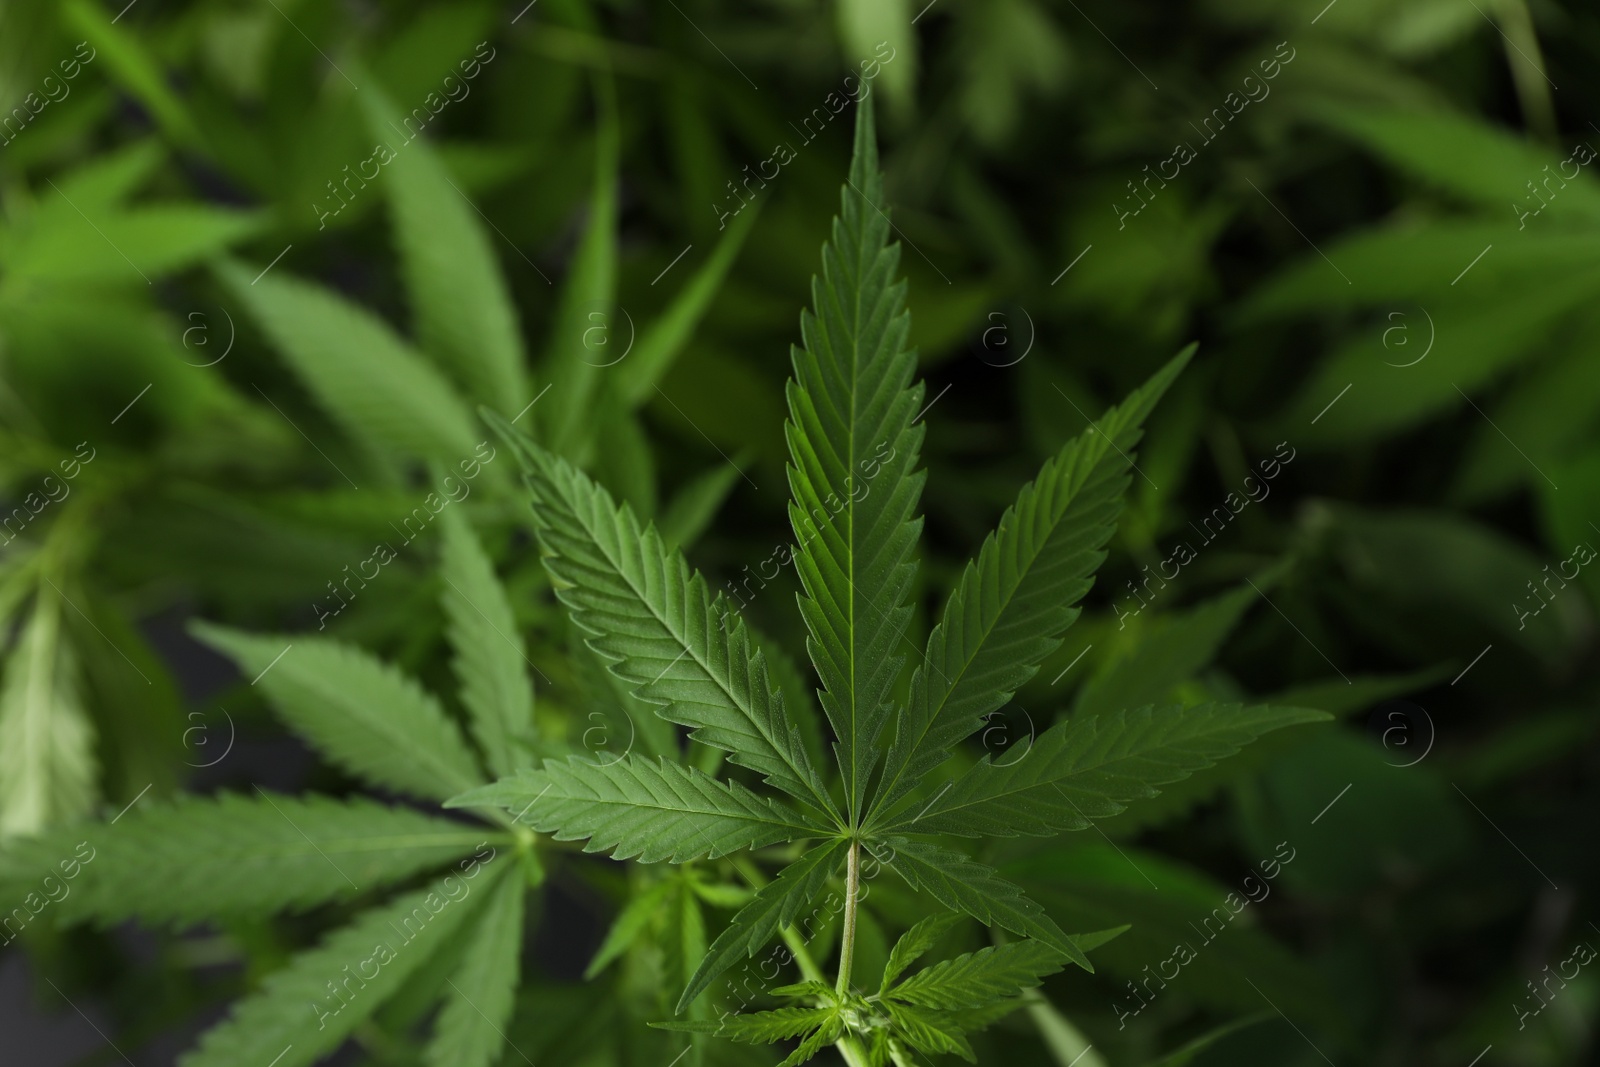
[736,851,876,1067]
[776,925,871,1067]
[835,839,861,996]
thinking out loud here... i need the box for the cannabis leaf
[439,506,535,777]
[358,78,528,412]
[0,592,96,838]
[486,410,838,823]
[448,756,817,863]
[879,913,961,991]
[192,623,482,802]
[785,96,926,827]
[879,838,1091,970]
[217,258,480,462]
[52,793,493,927]
[659,1005,837,1042]
[1,84,1349,1067]
[884,703,1332,837]
[443,97,1328,1067]
[886,939,1068,1011]
[425,861,526,1067]
[180,864,509,1067]
[869,347,1192,824]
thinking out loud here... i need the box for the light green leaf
[678,837,849,1012]
[785,97,927,824]
[591,391,658,517]
[13,205,264,286]
[882,1001,976,1062]
[62,0,201,146]
[881,839,1090,972]
[359,80,527,411]
[49,141,164,209]
[447,756,818,863]
[0,593,95,838]
[656,1006,833,1042]
[871,349,1191,823]
[490,417,836,820]
[192,622,481,802]
[617,205,761,407]
[879,914,961,992]
[217,259,480,461]
[836,0,915,111]
[888,939,1066,1011]
[585,877,677,979]
[46,793,492,928]
[542,81,619,458]
[425,859,525,1067]
[672,880,712,1056]
[179,866,499,1067]
[1313,103,1600,221]
[658,462,743,552]
[891,703,1330,838]
[439,507,534,777]
[778,1014,844,1067]
[1022,989,1108,1067]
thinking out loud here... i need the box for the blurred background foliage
[1,0,1597,1064]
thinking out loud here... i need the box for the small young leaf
[881,839,1090,972]
[655,1006,833,1042]
[771,980,837,1001]
[778,1014,844,1067]
[585,877,677,979]
[883,1001,976,1062]
[880,914,961,992]
[887,939,1067,1011]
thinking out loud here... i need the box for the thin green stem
[736,856,872,1067]
[835,839,861,996]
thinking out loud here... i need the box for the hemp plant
[451,99,1327,1066]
